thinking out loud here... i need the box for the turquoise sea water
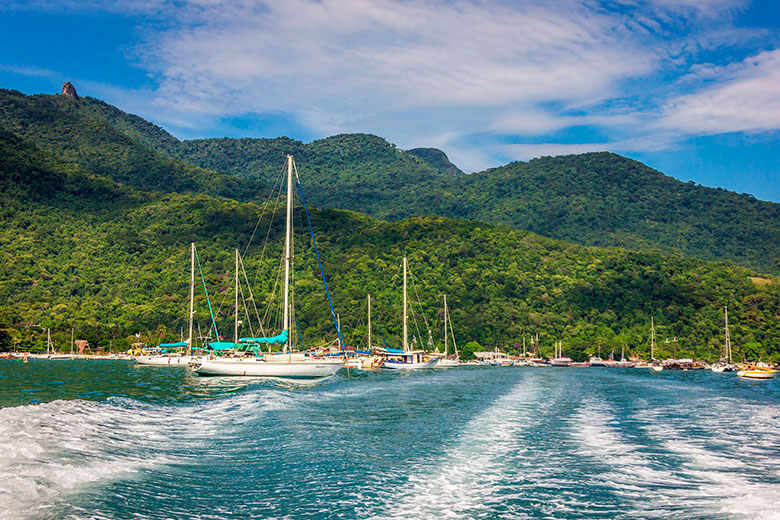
[1,359,778,519]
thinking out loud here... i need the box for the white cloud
[7,0,775,175]
[660,49,780,135]
[136,0,657,128]
[0,64,57,78]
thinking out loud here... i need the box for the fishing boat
[194,156,343,379]
[434,294,460,368]
[378,257,439,370]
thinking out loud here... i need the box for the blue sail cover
[206,341,238,351]
[240,330,289,345]
[159,341,187,348]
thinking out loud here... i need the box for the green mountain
[6,89,776,273]
[0,89,264,200]
[407,147,464,176]
[1,129,778,362]
[174,138,780,274]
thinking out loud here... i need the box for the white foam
[0,388,289,520]
[570,393,780,519]
[366,373,556,520]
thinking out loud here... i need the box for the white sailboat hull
[194,357,342,378]
[136,355,199,366]
[382,358,440,370]
[436,358,460,368]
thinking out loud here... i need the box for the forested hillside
[0,89,264,200]
[5,89,776,273]
[1,128,778,362]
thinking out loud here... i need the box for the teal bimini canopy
[206,341,238,351]
[159,341,187,348]
[239,330,289,345]
[380,347,405,354]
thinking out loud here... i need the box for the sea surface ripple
[0,360,778,519]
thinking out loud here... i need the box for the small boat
[710,362,734,373]
[737,366,777,379]
[589,356,607,367]
[136,350,197,366]
[376,257,439,370]
[549,341,571,367]
[712,307,736,373]
[380,348,439,369]
[137,243,203,367]
[433,294,460,368]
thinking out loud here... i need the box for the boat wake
[0,390,289,520]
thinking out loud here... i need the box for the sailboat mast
[47,328,51,355]
[444,294,448,356]
[337,314,341,348]
[367,294,371,351]
[234,248,239,344]
[403,256,408,352]
[283,155,293,334]
[651,317,655,360]
[188,242,195,356]
[724,306,732,364]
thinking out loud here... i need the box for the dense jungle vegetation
[1,127,779,361]
[3,89,778,273]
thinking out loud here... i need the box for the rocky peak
[60,82,79,99]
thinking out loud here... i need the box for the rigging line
[242,165,285,258]
[238,279,254,338]
[376,314,390,349]
[408,267,430,332]
[210,264,236,339]
[262,253,285,330]
[238,252,265,336]
[294,169,344,352]
[194,246,220,341]
[251,167,286,290]
[407,298,424,350]
[448,305,458,354]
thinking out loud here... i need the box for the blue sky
[2,0,779,201]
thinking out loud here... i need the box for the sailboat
[46,328,73,360]
[193,155,343,379]
[379,257,439,370]
[649,317,663,372]
[137,242,201,366]
[712,306,736,373]
[435,294,460,368]
[549,341,572,367]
